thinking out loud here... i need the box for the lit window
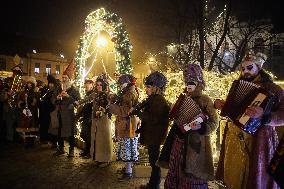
[35,63,40,73]
[56,65,60,75]
[46,64,51,75]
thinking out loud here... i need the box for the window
[46,64,51,75]
[56,65,60,75]
[34,63,40,73]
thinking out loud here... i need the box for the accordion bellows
[169,94,203,133]
[220,80,274,135]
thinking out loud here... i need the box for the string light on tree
[75,8,133,94]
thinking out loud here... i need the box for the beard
[240,74,255,82]
[62,81,72,90]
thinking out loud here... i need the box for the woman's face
[96,82,103,92]
[186,82,197,93]
[27,82,33,90]
[48,83,55,90]
[120,83,128,90]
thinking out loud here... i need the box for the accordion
[268,135,284,188]
[220,80,275,135]
[169,93,205,133]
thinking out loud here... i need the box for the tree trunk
[208,0,231,71]
[198,0,205,69]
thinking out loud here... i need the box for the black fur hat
[144,71,167,91]
[47,74,57,85]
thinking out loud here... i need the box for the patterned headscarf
[117,74,135,86]
[183,64,205,87]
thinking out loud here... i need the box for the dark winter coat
[140,94,170,145]
[78,90,94,142]
[49,85,80,137]
[38,87,55,128]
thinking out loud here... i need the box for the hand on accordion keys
[245,106,264,119]
[182,114,208,131]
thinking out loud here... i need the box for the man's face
[145,85,153,96]
[96,82,103,92]
[85,82,93,92]
[241,61,259,81]
[62,75,69,83]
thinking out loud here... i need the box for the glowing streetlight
[96,36,108,47]
[149,56,155,62]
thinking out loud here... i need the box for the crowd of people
[0,50,284,189]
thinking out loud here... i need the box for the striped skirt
[164,135,208,189]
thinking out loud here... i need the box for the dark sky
[0,0,283,60]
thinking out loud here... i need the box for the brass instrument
[8,74,22,108]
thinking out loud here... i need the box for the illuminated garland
[75,8,133,93]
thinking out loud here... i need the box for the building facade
[0,53,68,82]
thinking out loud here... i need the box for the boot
[68,147,74,157]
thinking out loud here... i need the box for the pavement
[0,141,162,189]
[0,141,224,189]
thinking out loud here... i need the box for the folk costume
[38,75,57,143]
[164,64,218,189]
[51,61,80,157]
[17,77,39,148]
[76,79,94,158]
[90,76,113,165]
[138,71,170,189]
[108,74,139,178]
[215,52,284,189]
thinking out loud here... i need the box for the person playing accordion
[215,51,284,189]
[163,64,218,189]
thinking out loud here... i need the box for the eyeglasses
[97,84,102,86]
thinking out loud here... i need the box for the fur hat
[25,76,37,86]
[144,71,168,91]
[63,59,76,80]
[47,74,57,84]
[183,64,205,87]
[242,50,267,69]
[117,74,136,85]
[36,80,45,87]
[255,52,267,68]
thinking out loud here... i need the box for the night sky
[0,0,283,60]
